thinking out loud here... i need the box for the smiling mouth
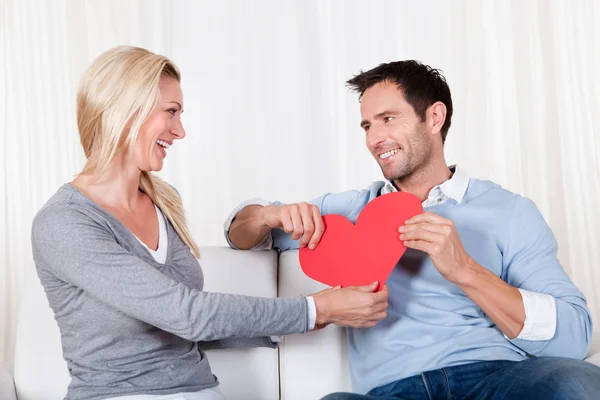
[379,148,400,160]
[156,140,171,150]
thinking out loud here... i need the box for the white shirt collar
[381,165,470,204]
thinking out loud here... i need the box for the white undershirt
[135,205,168,263]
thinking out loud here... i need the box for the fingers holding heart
[400,222,452,240]
[277,202,324,248]
[308,205,325,249]
[397,212,474,283]
[399,212,454,250]
[400,229,446,255]
[278,207,294,234]
[289,206,305,241]
[404,211,453,226]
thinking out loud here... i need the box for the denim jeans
[321,357,600,399]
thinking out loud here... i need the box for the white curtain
[1,0,599,366]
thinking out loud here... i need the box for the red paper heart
[299,192,423,291]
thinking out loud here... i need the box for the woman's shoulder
[32,184,106,241]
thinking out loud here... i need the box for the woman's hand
[311,282,389,329]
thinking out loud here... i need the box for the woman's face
[133,76,185,172]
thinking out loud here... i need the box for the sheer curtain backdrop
[1,0,599,366]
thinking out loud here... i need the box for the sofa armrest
[0,362,17,400]
[278,250,353,399]
[585,332,600,367]
[199,246,278,297]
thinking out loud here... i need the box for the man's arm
[229,202,326,251]
[500,197,591,358]
[400,197,591,358]
[455,262,525,339]
[400,212,527,338]
[228,204,275,250]
[225,191,361,251]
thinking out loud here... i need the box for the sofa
[1,246,600,400]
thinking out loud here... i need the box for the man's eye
[384,117,393,122]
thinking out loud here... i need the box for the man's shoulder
[465,178,543,218]
[465,178,519,203]
[319,181,386,215]
[324,181,385,199]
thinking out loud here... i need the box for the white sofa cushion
[278,250,352,400]
[13,261,70,400]
[0,362,17,400]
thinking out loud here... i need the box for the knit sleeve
[31,203,310,342]
[269,189,364,251]
[502,196,592,359]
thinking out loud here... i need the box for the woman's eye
[384,116,393,122]
[167,108,177,115]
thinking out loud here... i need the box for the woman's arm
[32,203,310,341]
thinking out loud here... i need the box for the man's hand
[261,203,324,249]
[399,212,475,284]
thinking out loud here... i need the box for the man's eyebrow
[374,109,398,118]
[360,110,398,128]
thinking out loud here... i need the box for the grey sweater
[31,184,309,400]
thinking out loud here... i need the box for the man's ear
[427,101,447,136]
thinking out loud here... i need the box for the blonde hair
[76,45,200,257]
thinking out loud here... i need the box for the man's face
[360,81,433,182]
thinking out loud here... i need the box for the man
[224,61,600,399]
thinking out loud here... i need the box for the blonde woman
[30,46,389,400]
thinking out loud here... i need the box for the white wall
[2,0,599,365]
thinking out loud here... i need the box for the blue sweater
[267,178,592,394]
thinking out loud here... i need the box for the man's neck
[392,161,453,203]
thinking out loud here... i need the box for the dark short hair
[346,60,453,143]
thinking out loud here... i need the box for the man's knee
[536,358,600,399]
[320,393,359,400]
[321,392,374,400]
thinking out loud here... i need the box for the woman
[31,46,388,400]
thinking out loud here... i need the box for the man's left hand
[399,212,475,285]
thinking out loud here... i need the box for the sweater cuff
[306,296,316,330]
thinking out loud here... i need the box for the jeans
[321,357,600,400]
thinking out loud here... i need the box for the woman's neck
[72,157,144,212]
